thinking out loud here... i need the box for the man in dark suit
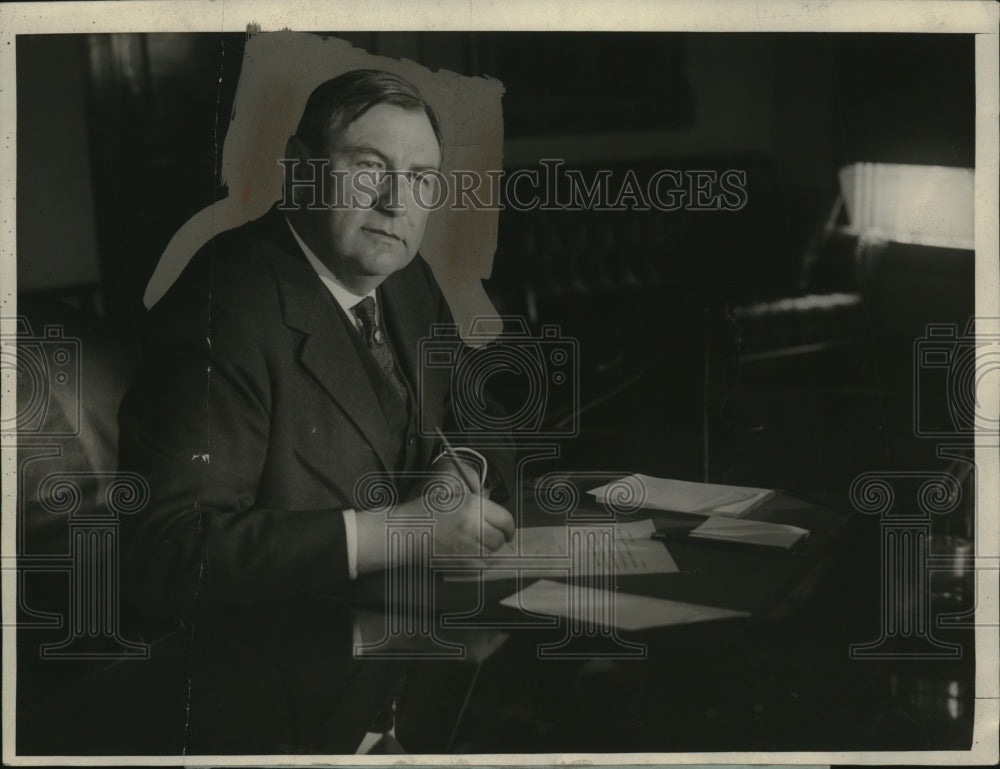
[118,69,515,752]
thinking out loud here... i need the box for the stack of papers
[587,474,774,516]
[690,516,809,549]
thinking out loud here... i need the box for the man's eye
[354,158,387,173]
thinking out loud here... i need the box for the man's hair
[294,68,444,155]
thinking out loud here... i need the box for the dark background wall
[16,35,101,291]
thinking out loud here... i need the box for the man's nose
[374,172,415,217]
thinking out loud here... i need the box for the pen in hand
[433,428,513,549]
[434,427,483,495]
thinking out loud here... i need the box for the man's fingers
[482,502,515,541]
[480,522,508,552]
[459,460,483,494]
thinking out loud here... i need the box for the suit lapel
[260,213,397,473]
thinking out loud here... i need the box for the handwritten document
[442,519,678,581]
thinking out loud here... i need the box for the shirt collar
[284,216,376,314]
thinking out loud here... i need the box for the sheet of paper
[586,474,774,516]
[442,518,678,581]
[500,579,750,631]
[689,516,809,548]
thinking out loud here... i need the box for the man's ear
[283,136,315,207]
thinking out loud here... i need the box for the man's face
[300,103,441,290]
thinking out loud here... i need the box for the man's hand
[354,474,515,574]
[425,477,514,555]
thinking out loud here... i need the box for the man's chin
[361,251,418,279]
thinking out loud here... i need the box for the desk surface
[355,482,850,625]
[359,482,975,754]
[16,481,976,756]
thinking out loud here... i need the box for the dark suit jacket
[118,208,514,752]
[119,208,512,622]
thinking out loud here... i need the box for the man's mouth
[362,227,403,244]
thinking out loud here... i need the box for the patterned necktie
[351,296,407,400]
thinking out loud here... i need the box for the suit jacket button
[407,435,415,446]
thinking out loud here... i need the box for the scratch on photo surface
[182,502,206,756]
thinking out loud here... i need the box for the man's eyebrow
[342,144,441,172]
[342,145,390,163]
